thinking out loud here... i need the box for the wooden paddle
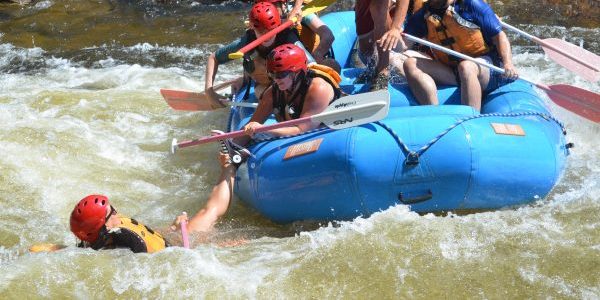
[228,0,336,60]
[501,22,600,82]
[403,33,600,123]
[171,90,390,153]
[160,78,258,111]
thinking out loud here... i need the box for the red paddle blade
[546,84,600,123]
[542,38,600,82]
[160,89,215,111]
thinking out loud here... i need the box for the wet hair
[319,58,342,74]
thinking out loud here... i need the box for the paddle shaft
[174,92,389,150]
[501,22,599,72]
[180,213,190,249]
[234,19,295,58]
[177,115,313,149]
[228,1,333,59]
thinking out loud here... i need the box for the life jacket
[295,23,320,54]
[272,64,342,121]
[90,215,169,253]
[424,2,491,66]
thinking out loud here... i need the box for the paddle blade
[317,90,390,130]
[29,243,66,253]
[300,4,330,17]
[546,84,600,123]
[229,52,243,60]
[543,38,600,82]
[160,89,217,111]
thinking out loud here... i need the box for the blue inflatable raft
[226,11,569,223]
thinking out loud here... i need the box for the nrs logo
[333,118,354,126]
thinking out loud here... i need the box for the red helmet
[249,2,281,32]
[267,44,308,73]
[70,194,110,243]
[254,0,286,3]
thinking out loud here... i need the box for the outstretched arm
[245,78,333,137]
[205,53,227,108]
[174,153,236,234]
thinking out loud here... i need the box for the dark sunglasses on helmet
[268,70,294,80]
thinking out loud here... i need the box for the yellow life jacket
[425,4,491,66]
[296,23,320,54]
[106,216,169,253]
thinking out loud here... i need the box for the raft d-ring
[405,152,420,165]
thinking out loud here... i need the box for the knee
[457,61,478,79]
[403,57,419,75]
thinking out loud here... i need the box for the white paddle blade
[317,90,390,130]
[171,138,178,154]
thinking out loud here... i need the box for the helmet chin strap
[290,71,306,93]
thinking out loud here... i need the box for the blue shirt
[405,0,502,46]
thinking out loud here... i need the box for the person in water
[69,151,239,253]
[172,44,343,234]
[205,1,314,108]
[70,194,171,253]
[402,0,519,111]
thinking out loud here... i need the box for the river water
[0,0,598,298]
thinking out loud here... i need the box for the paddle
[180,212,190,249]
[29,243,67,253]
[161,78,257,111]
[501,21,600,82]
[171,90,390,153]
[402,33,600,123]
[228,0,335,60]
[160,89,258,111]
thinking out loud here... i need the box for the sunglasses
[105,205,117,223]
[268,70,294,80]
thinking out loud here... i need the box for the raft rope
[248,112,566,165]
[375,111,566,165]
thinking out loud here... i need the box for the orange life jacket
[425,4,491,66]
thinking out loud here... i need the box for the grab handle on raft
[398,190,433,204]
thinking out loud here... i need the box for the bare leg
[390,50,430,77]
[403,56,456,105]
[370,0,392,75]
[456,59,491,112]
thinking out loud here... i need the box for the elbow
[322,28,335,44]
